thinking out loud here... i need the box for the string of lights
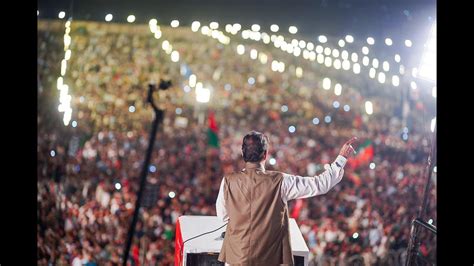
[231,24,413,89]
[57,18,74,126]
[223,22,436,103]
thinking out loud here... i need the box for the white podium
[174,215,309,266]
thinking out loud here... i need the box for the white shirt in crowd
[216,155,347,222]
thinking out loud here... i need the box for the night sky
[38,0,436,43]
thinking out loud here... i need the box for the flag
[207,111,219,148]
[348,140,374,169]
[291,199,304,219]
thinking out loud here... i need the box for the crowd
[38,20,436,265]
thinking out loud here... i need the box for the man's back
[216,131,356,266]
[218,162,293,265]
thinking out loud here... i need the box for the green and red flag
[348,139,374,169]
[207,111,219,148]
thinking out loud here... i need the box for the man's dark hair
[242,131,269,162]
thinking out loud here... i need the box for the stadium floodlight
[400,65,405,75]
[278,62,285,72]
[378,72,386,83]
[367,37,375,45]
[369,68,376,78]
[201,26,210,35]
[341,50,348,60]
[58,11,65,19]
[293,47,301,57]
[291,39,299,47]
[353,63,361,74]
[262,33,270,44]
[196,86,211,103]
[127,15,136,23]
[342,60,350,70]
[289,26,298,34]
[317,54,324,64]
[259,53,268,64]
[365,101,373,115]
[271,60,279,72]
[351,53,358,62]
[418,21,436,83]
[250,49,258,59]
[362,46,369,55]
[405,39,413,47]
[210,22,219,29]
[324,47,331,56]
[61,59,67,76]
[338,39,345,47]
[395,54,401,63]
[270,24,279,32]
[171,20,179,27]
[105,14,113,22]
[318,35,327,43]
[299,40,306,49]
[57,77,63,90]
[385,38,393,46]
[296,67,303,78]
[149,19,157,25]
[233,23,241,31]
[362,56,369,66]
[324,57,332,67]
[345,35,354,43]
[162,40,170,50]
[372,58,379,68]
[171,51,179,62]
[65,49,71,60]
[251,24,260,31]
[392,75,400,86]
[154,31,162,39]
[322,78,331,90]
[315,45,323,53]
[237,44,245,55]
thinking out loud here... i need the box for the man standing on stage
[216,131,358,265]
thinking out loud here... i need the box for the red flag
[291,199,304,219]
